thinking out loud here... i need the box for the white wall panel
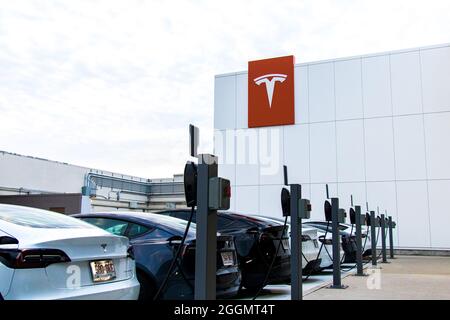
[308,63,335,123]
[229,185,236,212]
[259,127,285,185]
[364,117,395,181]
[259,185,283,219]
[283,124,309,184]
[214,130,236,187]
[301,183,311,201]
[424,113,450,180]
[393,115,427,180]
[337,182,366,212]
[235,73,248,129]
[428,180,450,248]
[421,46,450,113]
[235,129,259,186]
[335,59,363,120]
[234,186,259,215]
[390,51,422,115]
[309,122,337,183]
[366,181,397,227]
[362,55,392,118]
[396,181,431,248]
[336,120,365,182]
[214,75,236,130]
[310,183,337,221]
[295,66,309,124]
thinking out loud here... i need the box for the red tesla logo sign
[248,55,295,128]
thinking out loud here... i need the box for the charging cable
[153,206,195,300]
[252,216,288,300]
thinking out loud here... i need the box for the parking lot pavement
[238,256,450,300]
[305,256,450,300]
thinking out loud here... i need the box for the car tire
[137,270,156,301]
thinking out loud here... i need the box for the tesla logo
[254,74,288,108]
[248,56,295,128]
[101,244,107,252]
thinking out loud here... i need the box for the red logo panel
[248,56,295,128]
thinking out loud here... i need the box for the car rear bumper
[5,268,140,300]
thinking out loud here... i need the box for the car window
[0,205,96,229]
[137,227,173,240]
[127,223,151,238]
[217,216,252,230]
[81,217,129,236]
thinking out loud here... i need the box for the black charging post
[370,210,377,267]
[388,216,396,259]
[195,153,218,300]
[281,166,312,300]
[352,204,366,276]
[186,124,231,300]
[380,212,388,263]
[327,186,347,289]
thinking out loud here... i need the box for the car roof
[72,211,196,236]
[156,209,280,228]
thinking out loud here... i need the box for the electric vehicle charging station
[183,124,231,300]
[380,213,388,263]
[388,216,396,259]
[323,186,347,289]
[281,166,312,300]
[349,201,367,277]
[368,210,378,267]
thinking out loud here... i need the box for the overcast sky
[0,0,449,178]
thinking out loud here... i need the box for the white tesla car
[0,204,140,300]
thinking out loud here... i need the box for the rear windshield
[147,213,197,236]
[0,205,95,229]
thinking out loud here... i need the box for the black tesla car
[156,210,291,291]
[73,212,241,300]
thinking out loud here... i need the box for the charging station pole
[380,213,388,263]
[185,124,230,301]
[281,166,311,300]
[388,216,395,259]
[290,184,302,300]
[354,205,365,276]
[370,211,377,266]
[329,197,346,289]
[195,154,218,300]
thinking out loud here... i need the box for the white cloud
[0,0,449,178]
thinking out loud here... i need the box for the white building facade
[213,43,450,251]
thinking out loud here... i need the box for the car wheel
[137,271,156,301]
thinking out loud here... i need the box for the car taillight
[0,249,71,269]
[127,246,135,260]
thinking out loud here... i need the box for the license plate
[90,260,116,283]
[221,252,234,266]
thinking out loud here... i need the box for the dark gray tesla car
[73,212,241,300]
